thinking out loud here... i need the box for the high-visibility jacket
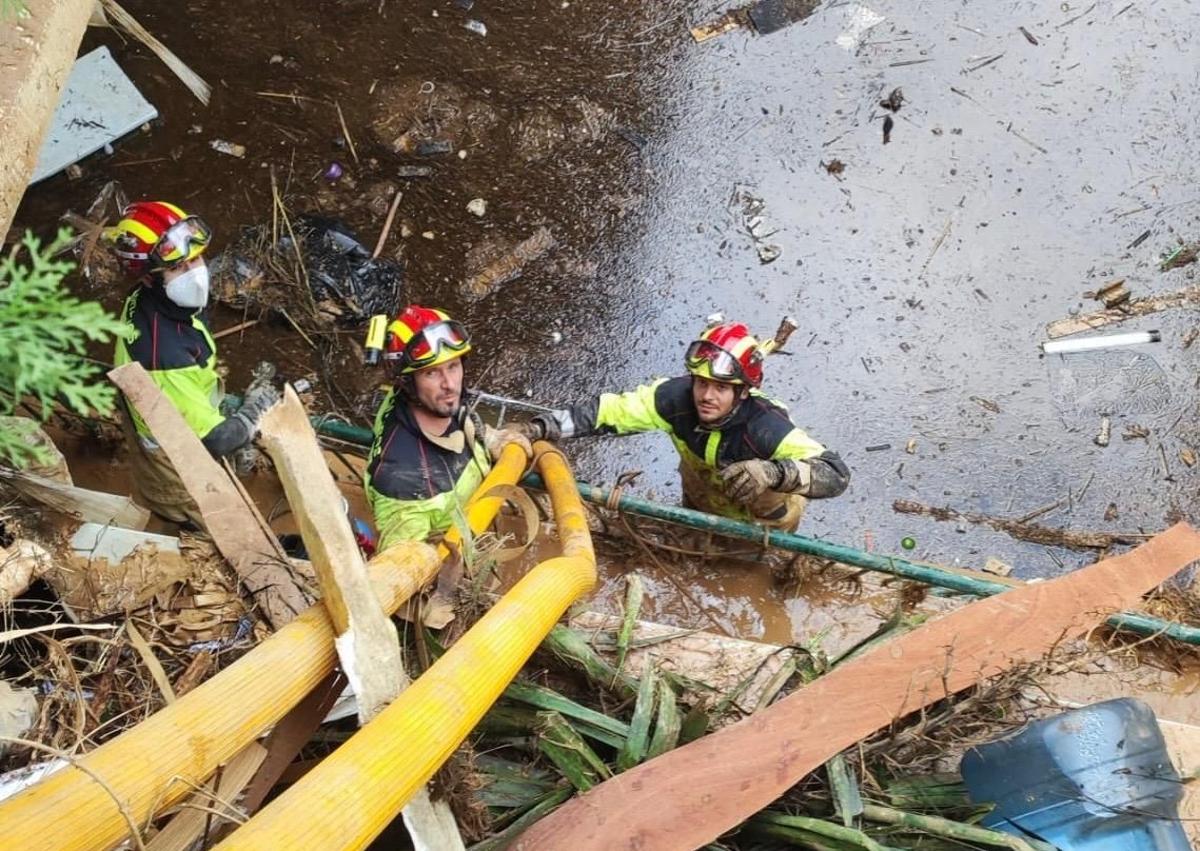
[365,388,491,550]
[113,286,223,443]
[565,375,849,522]
[112,285,227,525]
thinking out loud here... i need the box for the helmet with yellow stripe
[684,322,765,387]
[105,201,212,279]
[384,305,472,377]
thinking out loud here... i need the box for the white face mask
[163,263,210,309]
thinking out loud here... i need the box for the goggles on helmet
[149,216,212,269]
[386,320,470,370]
[685,339,749,384]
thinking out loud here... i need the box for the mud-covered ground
[12,0,1200,643]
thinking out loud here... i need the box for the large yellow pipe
[0,444,529,851]
[216,443,595,850]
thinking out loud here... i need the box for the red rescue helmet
[685,322,764,388]
[384,305,472,377]
[104,201,212,279]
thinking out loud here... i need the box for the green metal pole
[305,418,1200,646]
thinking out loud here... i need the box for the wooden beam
[107,363,310,630]
[0,467,149,529]
[257,384,465,850]
[144,742,267,851]
[237,671,346,816]
[0,0,96,240]
[257,385,403,721]
[514,523,1200,851]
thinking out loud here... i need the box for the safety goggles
[388,320,471,369]
[685,339,748,384]
[149,216,212,269]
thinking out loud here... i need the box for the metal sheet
[30,46,158,183]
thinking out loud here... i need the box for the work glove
[774,458,814,495]
[234,381,281,435]
[244,361,278,397]
[525,412,566,443]
[482,424,534,462]
[720,459,783,504]
[231,442,266,475]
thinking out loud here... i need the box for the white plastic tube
[1042,330,1161,354]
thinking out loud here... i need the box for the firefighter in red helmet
[364,305,531,551]
[518,321,849,531]
[106,201,279,527]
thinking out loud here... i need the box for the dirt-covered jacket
[365,388,491,550]
[564,375,849,519]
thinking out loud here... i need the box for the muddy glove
[231,443,265,475]
[720,459,784,504]
[244,361,278,398]
[482,424,533,462]
[234,382,281,435]
[774,458,814,495]
[524,408,578,442]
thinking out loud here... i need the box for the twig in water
[1017,498,1067,525]
[964,52,1005,73]
[214,318,261,339]
[1057,2,1096,27]
[372,191,403,259]
[920,218,953,277]
[99,0,211,105]
[1007,123,1048,154]
[269,170,316,318]
[279,309,317,350]
[335,101,359,165]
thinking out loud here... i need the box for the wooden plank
[0,0,96,238]
[107,363,310,630]
[257,385,466,851]
[237,671,346,816]
[257,386,403,721]
[514,523,1200,851]
[1045,286,1200,338]
[0,468,149,529]
[145,741,267,851]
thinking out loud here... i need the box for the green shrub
[0,229,126,466]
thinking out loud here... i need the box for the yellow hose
[216,443,595,851]
[0,444,529,851]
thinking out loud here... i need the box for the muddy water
[13,0,1200,645]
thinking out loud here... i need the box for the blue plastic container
[961,698,1189,850]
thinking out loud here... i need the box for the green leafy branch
[0,229,127,467]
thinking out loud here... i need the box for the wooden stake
[256,385,403,721]
[372,190,403,259]
[257,388,468,850]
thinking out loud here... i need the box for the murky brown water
[13,0,1200,647]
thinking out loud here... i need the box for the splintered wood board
[108,363,309,629]
[515,524,1200,851]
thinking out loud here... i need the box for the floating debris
[209,139,246,158]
